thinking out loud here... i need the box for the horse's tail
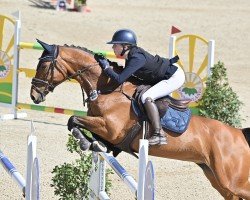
[242,128,250,147]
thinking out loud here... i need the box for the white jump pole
[137,121,149,200]
[25,120,39,200]
[13,11,27,119]
[169,35,176,59]
[89,152,138,200]
[208,40,215,76]
[0,11,27,120]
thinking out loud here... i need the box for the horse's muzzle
[30,88,46,104]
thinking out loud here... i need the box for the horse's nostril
[31,94,35,101]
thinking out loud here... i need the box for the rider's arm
[104,54,146,84]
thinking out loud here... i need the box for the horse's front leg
[67,115,111,152]
[67,115,108,137]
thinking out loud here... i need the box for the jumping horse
[30,40,250,200]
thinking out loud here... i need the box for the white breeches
[141,64,185,104]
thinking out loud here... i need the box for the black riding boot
[144,97,167,145]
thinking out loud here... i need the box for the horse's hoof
[67,116,76,131]
[91,141,107,152]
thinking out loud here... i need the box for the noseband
[31,45,99,99]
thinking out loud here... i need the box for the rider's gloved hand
[94,54,110,70]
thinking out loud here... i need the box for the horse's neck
[61,46,137,99]
[61,48,101,95]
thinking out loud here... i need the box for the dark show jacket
[104,46,178,85]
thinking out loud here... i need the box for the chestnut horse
[30,40,250,200]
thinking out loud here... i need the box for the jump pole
[0,120,40,200]
[137,121,149,200]
[0,150,26,194]
[89,121,154,200]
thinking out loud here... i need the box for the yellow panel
[196,55,208,76]
[176,34,208,44]
[188,36,196,73]
[177,59,184,69]
[19,68,36,77]
[5,35,14,54]
[172,34,210,107]
[0,15,15,50]
[0,17,5,49]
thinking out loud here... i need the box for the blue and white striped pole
[0,150,26,195]
[100,152,138,195]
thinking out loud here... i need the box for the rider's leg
[144,97,166,145]
[141,65,185,103]
[141,66,185,145]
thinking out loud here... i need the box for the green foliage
[76,0,87,5]
[199,61,243,127]
[51,134,92,199]
[105,168,114,195]
[51,132,113,199]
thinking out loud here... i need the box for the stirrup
[148,134,167,146]
[148,135,160,145]
[159,135,167,145]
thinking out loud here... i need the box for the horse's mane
[63,44,95,55]
[63,44,116,65]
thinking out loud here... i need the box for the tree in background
[199,61,243,127]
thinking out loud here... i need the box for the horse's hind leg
[211,151,250,200]
[197,164,241,200]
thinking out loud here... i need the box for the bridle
[31,45,99,101]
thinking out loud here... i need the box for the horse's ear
[36,39,54,52]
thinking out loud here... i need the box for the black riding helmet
[107,29,137,56]
[107,29,137,46]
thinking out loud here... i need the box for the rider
[95,29,185,145]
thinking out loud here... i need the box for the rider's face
[112,44,129,58]
[112,44,123,56]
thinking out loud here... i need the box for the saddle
[132,85,190,118]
